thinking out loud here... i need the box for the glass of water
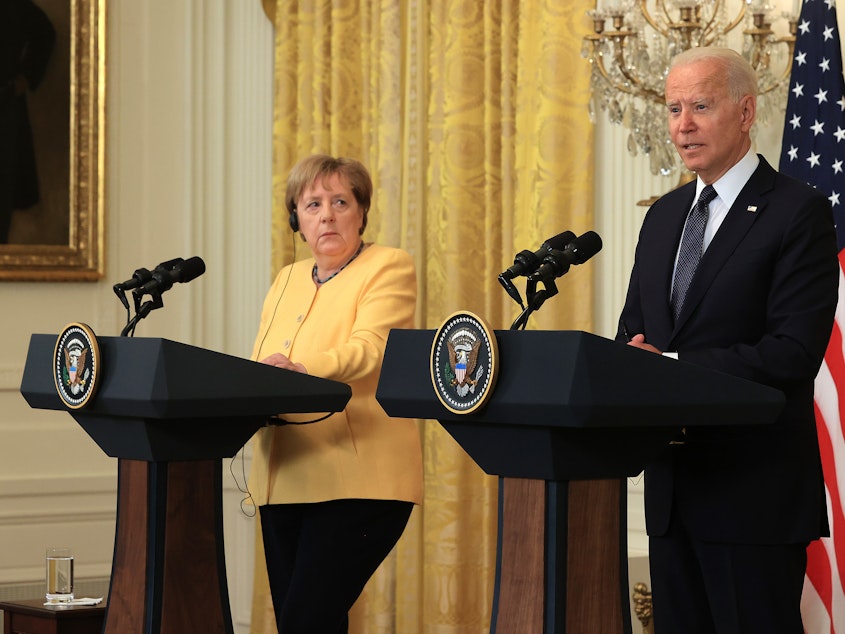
[45,547,74,603]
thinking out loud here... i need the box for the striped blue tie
[671,185,717,321]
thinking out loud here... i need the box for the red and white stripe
[804,252,845,632]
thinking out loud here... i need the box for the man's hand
[627,333,662,354]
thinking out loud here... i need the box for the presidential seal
[53,322,101,409]
[430,311,499,414]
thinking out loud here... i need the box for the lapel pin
[747,205,758,213]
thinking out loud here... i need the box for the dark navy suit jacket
[617,156,839,544]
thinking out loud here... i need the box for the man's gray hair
[669,47,758,102]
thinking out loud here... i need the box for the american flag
[779,0,845,630]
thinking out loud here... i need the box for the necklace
[312,242,365,285]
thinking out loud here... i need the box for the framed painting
[0,0,104,281]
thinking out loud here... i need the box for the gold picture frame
[0,0,104,281]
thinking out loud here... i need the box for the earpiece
[289,208,299,232]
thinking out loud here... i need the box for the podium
[376,329,785,634]
[20,335,351,634]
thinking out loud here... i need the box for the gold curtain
[253,1,594,632]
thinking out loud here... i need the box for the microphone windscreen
[158,257,184,271]
[544,231,576,251]
[179,256,206,283]
[570,231,602,263]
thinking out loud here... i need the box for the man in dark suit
[617,47,839,633]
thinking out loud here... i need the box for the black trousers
[259,498,413,634]
[649,510,808,634]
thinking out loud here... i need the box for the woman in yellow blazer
[250,154,423,633]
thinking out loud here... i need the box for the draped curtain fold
[253,1,594,631]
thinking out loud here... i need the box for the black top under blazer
[617,156,839,544]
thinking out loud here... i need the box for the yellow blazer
[249,244,423,505]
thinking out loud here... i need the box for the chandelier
[582,0,798,177]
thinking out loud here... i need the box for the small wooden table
[0,599,106,634]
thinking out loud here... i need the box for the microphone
[113,268,152,293]
[113,258,186,311]
[529,231,602,281]
[113,258,184,293]
[500,231,576,280]
[134,256,206,296]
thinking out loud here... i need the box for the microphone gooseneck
[499,231,577,309]
[506,230,603,330]
[529,231,603,282]
[135,256,206,296]
[114,256,206,336]
[500,231,576,281]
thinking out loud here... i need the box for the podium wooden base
[492,478,632,634]
[103,459,233,634]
